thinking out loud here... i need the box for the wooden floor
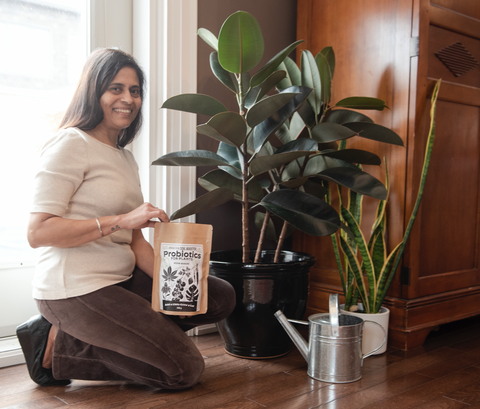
[2,316,480,409]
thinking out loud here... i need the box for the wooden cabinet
[295,0,480,350]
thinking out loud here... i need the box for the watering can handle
[362,320,387,359]
[329,294,340,337]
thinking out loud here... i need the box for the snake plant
[333,79,441,313]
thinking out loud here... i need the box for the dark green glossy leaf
[296,101,316,128]
[315,47,334,106]
[246,92,298,128]
[326,109,373,124]
[245,70,287,109]
[321,149,381,165]
[170,188,234,220]
[258,190,340,236]
[280,177,309,188]
[152,150,232,168]
[311,122,357,143]
[197,112,247,147]
[276,56,302,90]
[319,46,335,79]
[250,150,313,176]
[198,28,218,51]
[301,50,322,115]
[218,11,264,73]
[217,142,243,179]
[318,167,387,200]
[161,94,227,116]
[250,40,304,88]
[210,52,237,92]
[275,137,317,154]
[252,86,311,153]
[199,169,264,202]
[303,178,327,199]
[343,122,404,146]
[336,97,388,111]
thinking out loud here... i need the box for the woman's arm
[27,202,169,249]
[130,229,155,278]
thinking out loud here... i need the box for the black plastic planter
[209,250,315,359]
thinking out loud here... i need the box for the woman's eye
[131,88,140,95]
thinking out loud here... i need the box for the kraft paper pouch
[152,222,212,316]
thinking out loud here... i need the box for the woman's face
[99,67,142,133]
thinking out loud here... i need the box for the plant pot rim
[340,303,390,315]
[210,249,316,269]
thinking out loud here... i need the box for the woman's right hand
[28,203,168,249]
[121,202,169,230]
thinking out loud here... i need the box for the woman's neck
[86,125,119,148]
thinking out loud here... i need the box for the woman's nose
[121,90,133,104]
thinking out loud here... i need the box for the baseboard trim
[186,324,218,336]
[0,336,25,368]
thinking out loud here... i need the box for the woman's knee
[208,276,236,321]
[168,352,205,389]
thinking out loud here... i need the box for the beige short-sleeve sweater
[31,127,144,300]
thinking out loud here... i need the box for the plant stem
[254,211,271,263]
[274,221,289,263]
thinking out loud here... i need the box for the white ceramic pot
[340,304,390,355]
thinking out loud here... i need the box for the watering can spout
[274,310,309,361]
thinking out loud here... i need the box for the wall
[196,0,297,252]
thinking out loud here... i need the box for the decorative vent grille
[435,42,479,77]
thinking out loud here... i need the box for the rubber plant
[333,79,441,314]
[152,10,404,264]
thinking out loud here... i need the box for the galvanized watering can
[275,294,386,383]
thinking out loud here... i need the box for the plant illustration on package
[334,80,441,314]
[152,11,405,264]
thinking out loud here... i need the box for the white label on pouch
[159,243,203,312]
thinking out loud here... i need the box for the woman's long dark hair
[59,48,145,148]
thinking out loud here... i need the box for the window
[0,0,88,267]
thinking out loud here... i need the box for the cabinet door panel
[417,101,480,280]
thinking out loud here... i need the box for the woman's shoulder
[41,127,87,154]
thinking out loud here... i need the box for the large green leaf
[302,178,327,199]
[245,70,287,109]
[170,188,234,220]
[250,150,313,176]
[315,47,335,106]
[217,142,243,179]
[275,137,318,154]
[246,92,298,128]
[335,97,388,110]
[276,56,302,90]
[326,109,373,124]
[218,11,264,73]
[161,94,227,116]
[197,112,247,147]
[198,28,218,51]
[343,122,404,146]
[311,122,357,143]
[318,167,387,200]
[321,149,381,165]
[198,169,264,203]
[259,190,340,236]
[301,50,322,115]
[250,40,304,88]
[210,52,237,92]
[152,150,232,168]
[252,86,311,153]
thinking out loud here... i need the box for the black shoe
[16,315,71,386]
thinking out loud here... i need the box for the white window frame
[1,0,199,366]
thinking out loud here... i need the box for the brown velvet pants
[36,268,235,389]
